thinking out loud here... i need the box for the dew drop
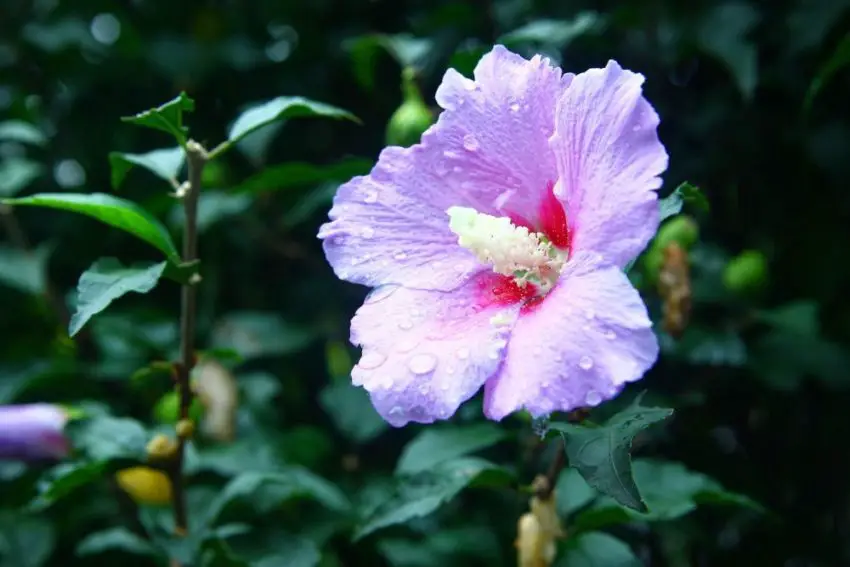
[445,368,454,377]
[579,355,594,370]
[585,390,603,406]
[604,330,617,340]
[456,347,470,360]
[510,103,520,112]
[364,189,378,203]
[399,320,413,331]
[408,353,437,375]
[358,351,387,370]
[419,383,430,395]
[394,251,408,260]
[452,166,462,173]
[361,226,375,239]
[462,134,479,151]
[389,406,404,417]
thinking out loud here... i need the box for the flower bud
[145,434,178,461]
[115,466,173,506]
[385,67,435,148]
[152,391,205,425]
[655,215,699,250]
[723,249,769,295]
[0,404,68,461]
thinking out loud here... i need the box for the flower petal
[483,252,658,420]
[350,273,521,426]
[0,404,68,460]
[319,45,570,292]
[550,60,668,267]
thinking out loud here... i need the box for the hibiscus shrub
[1,1,849,566]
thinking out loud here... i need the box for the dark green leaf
[109,147,185,190]
[697,3,760,99]
[76,527,159,558]
[227,97,359,146]
[66,415,148,462]
[345,34,433,90]
[206,467,350,524]
[30,461,106,510]
[555,467,597,518]
[69,258,167,336]
[319,382,388,444]
[805,32,850,111]
[659,182,708,222]
[211,311,316,359]
[3,193,180,260]
[395,423,507,475]
[0,512,55,567]
[0,121,47,146]
[500,13,604,49]
[121,92,195,146]
[232,158,372,195]
[550,395,673,512]
[0,158,43,197]
[555,532,641,567]
[225,530,320,567]
[355,457,512,540]
[168,191,252,233]
[0,243,52,295]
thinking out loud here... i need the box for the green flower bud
[655,215,699,250]
[152,391,205,424]
[385,67,435,148]
[723,249,769,295]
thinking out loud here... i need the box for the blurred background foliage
[1,0,850,565]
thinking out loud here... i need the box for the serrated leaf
[2,193,180,261]
[550,395,673,512]
[109,147,185,189]
[0,243,52,295]
[227,97,358,146]
[206,467,350,524]
[355,457,511,540]
[0,158,43,197]
[395,423,507,475]
[555,532,641,567]
[500,13,604,49]
[121,92,195,146]
[0,120,47,146]
[319,382,388,444]
[658,181,708,222]
[232,158,372,194]
[572,459,763,531]
[0,512,55,567]
[69,258,167,336]
[76,527,159,558]
[66,415,148,462]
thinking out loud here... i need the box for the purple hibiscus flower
[0,404,69,460]
[319,45,667,426]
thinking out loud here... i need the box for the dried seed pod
[658,242,692,338]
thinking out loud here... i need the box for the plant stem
[171,139,207,535]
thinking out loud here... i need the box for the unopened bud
[723,249,768,295]
[145,434,178,461]
[175,419,194,439]
[385,67,435,147]
[116,466,173,506]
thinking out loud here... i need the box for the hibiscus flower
[0,404,69,460]
[319,45,667,426]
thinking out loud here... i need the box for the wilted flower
[319,45,667,426]
[0,404,69,460]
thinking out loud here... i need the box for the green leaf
[345,33,433,90]
[211,311,316,359]
[555,532,641,567]
[227,97,359,146]
[232,158,372,195]
[0,158,44,197]
[697,3,760,100]
[395,423,507,475]
[0,512,55,567]
[206,467,350,524]
[66,415,148,462]
[550,395,673,512]
[69,258,167,337]
[573,459,763,531]
[109,147,185,190]
[2,193,180,261]
[319,382,388,444]
[355,457,512,540]
[0,243,52,295]
[121,92,195,146]
[76,527,160,558]
[30,461,106,510]
[221,530,320,567]
[805,32,850,111]
[555,467,597,518]
[0,120,47,146]
[658,182,708,222]
[168,191,252,233]
[500,13,604,49]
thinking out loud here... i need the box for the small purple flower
[319,46,667,426]
[0,404,69,460]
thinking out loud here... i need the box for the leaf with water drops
[549,394,673,512]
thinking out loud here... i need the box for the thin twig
[170,140,207,535]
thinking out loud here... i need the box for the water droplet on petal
[394,251,408,260]
[408,353,437,375]
[456,347,469,360]
[604,330,617,340]
[445,368,454,377]
[510,103,520,112]
[585,390,603,406]
[389,406,404,417]
[364,189,378,203]
[399,320,413,330]
[579,355,594,370]
[462,134,479,151]
[359,351,387,370]
[361,226,375,239]
[419,383,430,395]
